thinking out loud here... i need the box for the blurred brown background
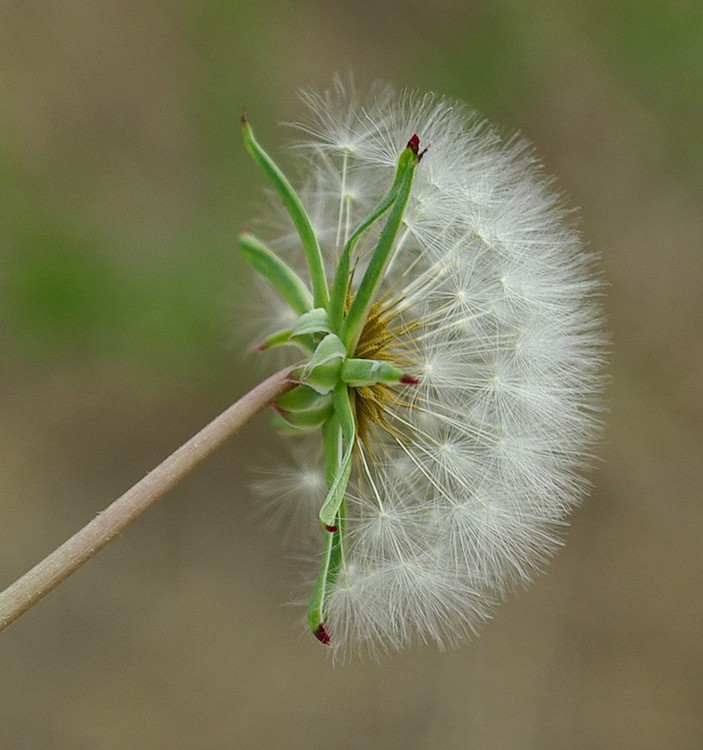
[1,1,701,748]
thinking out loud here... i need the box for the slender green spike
[318,383,356,529]
[307,417,346,643]
[253,328,293,351]
[326,247,351,335]
[253,327,314,354]
[307,518,341,643]
[341,143,419,353]
[291,308,333,337]
[341,357,407,387]
[328,149,415,331]
[241,115,328,308]
[238,232,313,315]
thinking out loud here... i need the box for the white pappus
[241,77,605,659]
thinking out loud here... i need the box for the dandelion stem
[0,368,295,633]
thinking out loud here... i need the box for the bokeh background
[1,1,701,747]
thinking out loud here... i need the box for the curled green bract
[238,233,313,316]
[239,118,420,642]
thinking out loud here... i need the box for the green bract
[239,114,420,642]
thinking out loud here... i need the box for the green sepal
[254,328,292,351]
[276,384,331,412]
[274,386,333,430]
[238,232,313,316]
[341,144,419,352]
[291,308,333,338]
[241,116,329,309]
[292,334,346,395]
[341,357,406,387]
[318,383,355,529]
[270,411,322,434]
[273,402,333,429]
[307,417,346,641]
[306,518,342,640]
[328,146,418,331]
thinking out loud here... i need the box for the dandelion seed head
[247,76,604,659]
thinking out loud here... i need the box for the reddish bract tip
[406,134,429,162]
[400,374,421,385]
[324,523,338,533]
[240,108,249,124]
[407,134,420,154]
[314,623,331,645]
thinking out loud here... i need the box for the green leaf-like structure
[239,118,420,641]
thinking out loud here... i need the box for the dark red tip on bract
[314,623,331,645]
[324,523,338,533]
[400,374,421,385]
[406,134,429,162]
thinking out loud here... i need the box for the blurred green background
[1,1,702,748]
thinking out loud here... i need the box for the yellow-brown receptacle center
[349,300,418,445]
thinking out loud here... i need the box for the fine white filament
[256,78,604,659]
